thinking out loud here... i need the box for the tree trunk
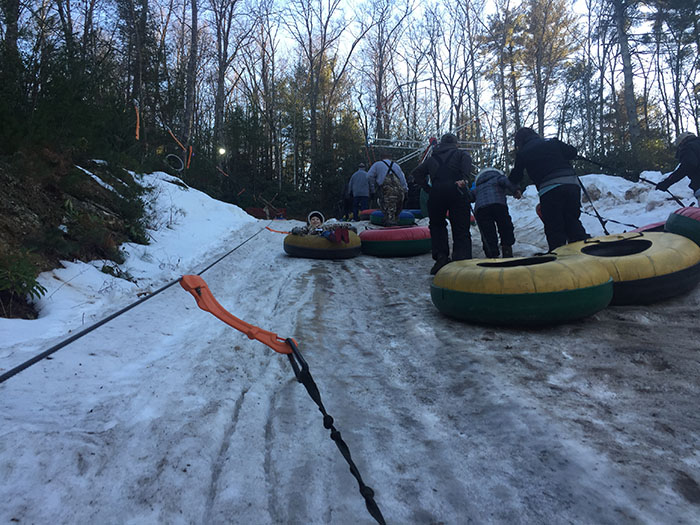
[611,0,640,150]
[183,0,198,146]
[1,0,22,94]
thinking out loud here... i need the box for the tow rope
[577,176,610,235]
[180,275,386,525]
[577,156,688,208]
[265,226,290,234]
[1,224,270,384]
[581,209,638,230]
[638,176,686,207]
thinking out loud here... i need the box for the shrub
[0,252,47,318]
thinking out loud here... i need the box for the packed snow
[1,167,699,524]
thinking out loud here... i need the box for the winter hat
[307,210,325,224]
[676,131,696,147]
[440,133,458,144]
[475,167,504,183]
[514,127,539,149]
[358,162,366,168]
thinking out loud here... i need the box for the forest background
[1,0,699,315]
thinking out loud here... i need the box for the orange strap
[134,105,140,141]
[180,275,293,354]
[265,226,290,234]
[167,127,186,152]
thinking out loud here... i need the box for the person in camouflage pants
[368,158,408,226]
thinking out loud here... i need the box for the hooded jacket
[660,136,700,192]
[473,169,519,211]
[508,135,578,190]
[411,142,472,191]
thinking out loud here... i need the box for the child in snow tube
[291,211,357,242]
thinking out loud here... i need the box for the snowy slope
[1,168,699,524]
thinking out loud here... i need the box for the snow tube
[369,210,415,226]
[359,208,378,220]
[553,232,700,305]
[360,226,431,257]
[283,231,362,259]
[430,255,613,325]
[631,221,665,233]
[665,207,700,246]
[405,208,423,219]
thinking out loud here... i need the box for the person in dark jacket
[656,132,700,205]
[508,127,589,252]
[412,133,473,274]
[473,168,522,258]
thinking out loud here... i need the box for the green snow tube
[665,207,700,246]
[430,255,613,325]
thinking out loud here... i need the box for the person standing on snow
[656,132,700,205]
[367,156,408,226]
[472,167,522,258]
[348,163,370,221]
[508,127,589,252]
[412,133,473,275]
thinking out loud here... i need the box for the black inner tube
[581,239,652,257]
[478,256,556,268]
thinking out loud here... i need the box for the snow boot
[501,244,513,258]
[430,256,450,275]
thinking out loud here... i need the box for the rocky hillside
[0,150,150,318]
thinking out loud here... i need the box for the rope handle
[583,231,644,244]
[180,275,292,354]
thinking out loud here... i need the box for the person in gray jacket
[473,168,521,258]
[348,163,370,221]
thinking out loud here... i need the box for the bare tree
[182,0,198,145]
[359,0,411,139]
[608,0,641,150]
[521,0,578,135]
[209,0,249,149]
[283,0,371,187]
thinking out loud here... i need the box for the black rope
[0,279,181,384]
[577,176,610,235]
[638,176,687,207]
[285,338,386,525]
[577,156,688,208]
[0,223,271,385]
[580,209,638,230]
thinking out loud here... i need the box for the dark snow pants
[539,183,589,251]
[427,183,472,261]
[475,203,515,258]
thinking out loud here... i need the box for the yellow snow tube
[431,254,613,324]
[283,231,361,259]
[553,231,700,305]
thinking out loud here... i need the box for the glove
[656,180,670,192]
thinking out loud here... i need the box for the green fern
[0,253,47,302]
